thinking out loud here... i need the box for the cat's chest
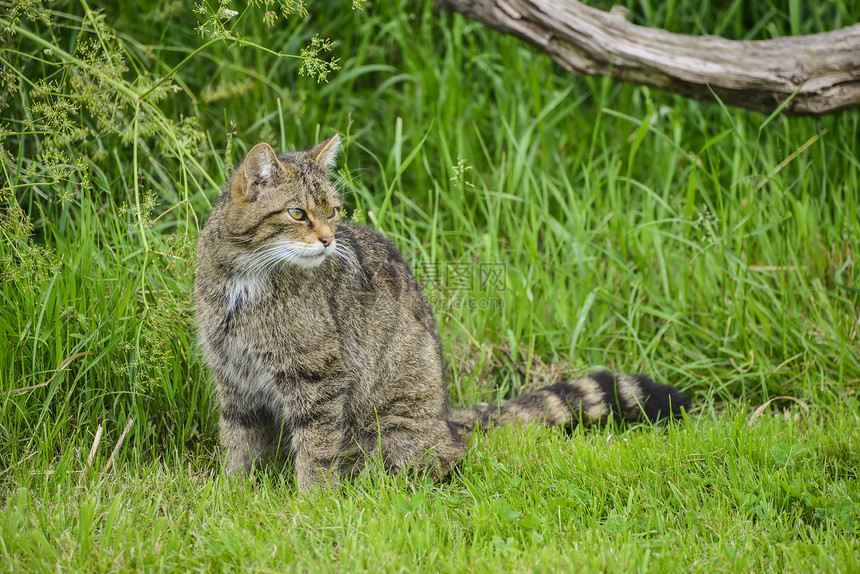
[212,277,338,364]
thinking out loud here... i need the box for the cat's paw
[224,450,254,477]
[296,464,339,493]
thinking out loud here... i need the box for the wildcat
[193,135,690,491]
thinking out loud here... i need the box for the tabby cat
[193,135,690,491]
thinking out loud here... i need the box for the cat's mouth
[291,241,335,269]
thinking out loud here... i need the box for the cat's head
[222,135,344,270]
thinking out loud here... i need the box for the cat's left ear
[307,134,341,169]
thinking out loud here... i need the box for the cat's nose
[319,235,334,248]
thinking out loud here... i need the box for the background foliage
[0,0,858,571]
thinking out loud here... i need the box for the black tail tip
[631,373,692,421]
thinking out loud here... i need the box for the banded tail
[447,371,690,438]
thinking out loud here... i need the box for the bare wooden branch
[435,0,860,115]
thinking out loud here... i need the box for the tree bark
[435,0,860,115]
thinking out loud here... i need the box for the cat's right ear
[243,142,281,186]
[234,142,281,202]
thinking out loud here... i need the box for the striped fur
[447,371,690,441]
[194,137,691,491]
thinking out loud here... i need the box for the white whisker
[332,168,364,192]
[242,241,301,280]
[333,238,366,281]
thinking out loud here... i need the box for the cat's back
[324,221,439,337]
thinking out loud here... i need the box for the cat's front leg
[288,392,346,491]
[212,361,280,476]
[219,407,272,476]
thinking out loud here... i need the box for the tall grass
[0,0,857,570]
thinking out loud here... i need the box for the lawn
[1,0,858,571]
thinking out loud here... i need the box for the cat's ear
[243,142,282,187]
[307,134,341,169]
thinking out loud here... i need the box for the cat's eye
[287,208,307,221]
[327,207,341,220]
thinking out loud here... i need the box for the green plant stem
[0,18,139,101]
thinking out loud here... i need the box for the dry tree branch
[435,0,860,115]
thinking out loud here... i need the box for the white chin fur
[288,241,334,269]
[291,252,328,269]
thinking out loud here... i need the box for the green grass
[1,0,858,571]
[3,411,859,572]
